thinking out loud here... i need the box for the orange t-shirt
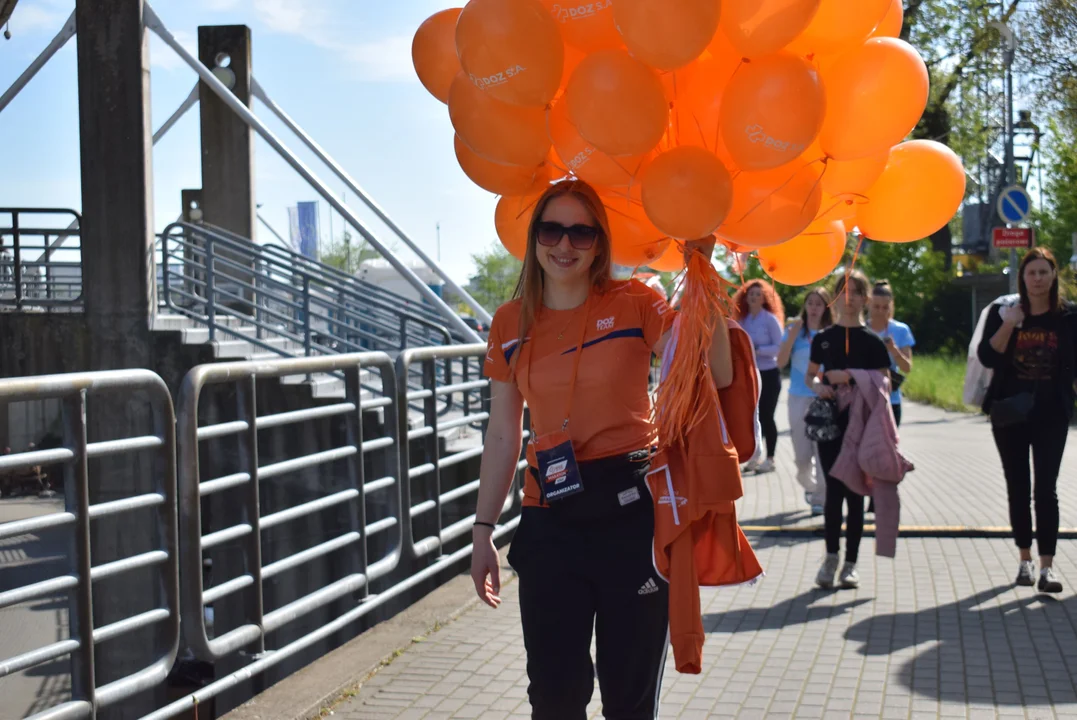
[483,279,674,506]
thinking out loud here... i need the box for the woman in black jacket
[978,248,1077,593]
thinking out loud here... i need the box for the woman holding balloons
[806,270,891,589]
[733,280,786,474]
[471,179,735,718]
[777,287,833,515]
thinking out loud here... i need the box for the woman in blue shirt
[777,287,833,515]
[733,280,786,473]
[868,280,915,426]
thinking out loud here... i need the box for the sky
[0,0,498,284]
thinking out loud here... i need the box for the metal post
[236,374,266,654]
[343,365,369,599]
[142,4,483,343]
[12,209,21,309]
[206,239,217,339]
[63,391,97,711]
[1005,48,1017,293]
[422,359,442,557]
[250,77,493,326]
[302,276,312,357]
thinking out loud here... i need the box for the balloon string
[843,233,866,355]
[800,158,829,213]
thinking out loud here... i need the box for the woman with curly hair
[733,279,786,473]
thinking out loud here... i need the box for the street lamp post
[991,20,1018,293]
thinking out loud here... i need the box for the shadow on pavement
[703,589,873,634]
[844,585,1077,706]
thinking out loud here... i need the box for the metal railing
[158,222,456,359]
[0,208,83,309]
[0,370,179,720]
[0,349,520,720]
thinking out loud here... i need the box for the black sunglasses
[534,221,600,250]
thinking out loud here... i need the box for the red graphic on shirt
[1014,329,1058,381]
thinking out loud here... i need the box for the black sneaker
[1038,568,1063,594]
[1016,560,1036,587]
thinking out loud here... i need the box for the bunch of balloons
[412,0,967,286]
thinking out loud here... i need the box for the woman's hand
[1000,304,1025,327]
[683,236,716,262]
[789,318,804,335]
[812,378,835,399]
[824,369,852,386]
[470,527,502,609]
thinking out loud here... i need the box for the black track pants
[758,368,781,458]
[993,418,1068,557]
[508,455,669,720]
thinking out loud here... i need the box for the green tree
[466,244,523,313]
[319,230,380,274]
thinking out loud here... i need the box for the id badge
[532,430,584,504]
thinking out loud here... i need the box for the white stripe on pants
[787,393,824,506]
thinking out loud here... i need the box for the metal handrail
[175,352,401,662]
[0,370,179,720]
[200,221,458,334]
[0,208,83,309]
[158,222,454,357]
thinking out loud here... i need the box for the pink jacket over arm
[831,369,914,558]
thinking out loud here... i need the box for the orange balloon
[717,162,823,248]
[667,48,741,151]
[818,38,928,161]
[412,9,463,103]
[602,193,672,267]
[539,0,622,52]
[842,216,857,232]
[786,0,890,57]
[449,73,551,167]
[614,0,722,71]
[720,0,822,58]
[566,50,669,157]
[870,0,904,39]
[720,53,826,171]
[857,140,966,243]
[820,150,889,197]
[456,0,565,108]
[641,146,734,239]
[649,240,687,272]
[495,188,546,260]
[547,99,652,189]
[758,220,847,286]
[816,191,859,224]
[454,135,553,196]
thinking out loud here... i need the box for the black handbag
[989,391,1034,428]
[804,396,842,442]
[889,369,906,392]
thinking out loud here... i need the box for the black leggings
[759,368,781,459]
[509,456,668,719]
[818,436,864,563]
[992,418,1068,557]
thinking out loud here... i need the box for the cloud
[342,34,416,83]
[7,3,70,36]
[149,29,198,72]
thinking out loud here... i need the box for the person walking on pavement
[978,248,1077,594]
[777,287,833,516]
[470,179,735,719]
[868,280,915,427]
[733,279,785,474]
[806,270,891,589]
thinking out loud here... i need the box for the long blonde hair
[512,179,613,344]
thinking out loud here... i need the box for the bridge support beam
[75,0,162,716]
[199,25,255,309]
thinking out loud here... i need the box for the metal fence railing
[0,370,179,720]
[0,349,522,720]
[0,208,83,310]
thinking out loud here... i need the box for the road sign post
[997,184,1032,291]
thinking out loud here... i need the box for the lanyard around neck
[526,295,591,433]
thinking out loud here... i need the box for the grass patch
[902,354,975,413]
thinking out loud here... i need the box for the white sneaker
[839,562,859,589]
[1016,560,1036,587]
[756,458,775,474]
[816,553,839,589]
[742,457,761,473]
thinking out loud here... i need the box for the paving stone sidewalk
[332,400,1077,719]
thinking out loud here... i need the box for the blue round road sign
[997,185,1032,224]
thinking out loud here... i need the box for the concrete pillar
[75,1,162,716]
[198,25,255,310]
